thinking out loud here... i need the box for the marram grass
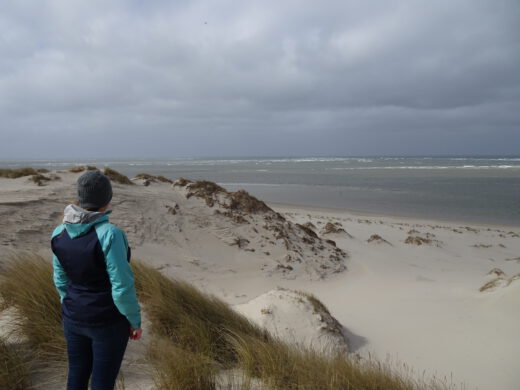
[0,252,65,361]
[0,338,31,390]
[0,252,456,390]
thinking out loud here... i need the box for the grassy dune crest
[0,168,49,179]
[0,253,453,390]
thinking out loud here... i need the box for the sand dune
[1,170,520,389]
[235,287,349,354]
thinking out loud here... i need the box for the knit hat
[77,170,113,209]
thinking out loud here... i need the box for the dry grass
[367,234,391,245]
[132,262,268,365]
[321,222,347,235]
[294,290,332,317]
[180,179,271,214]
[471,244,493,248]
[68,165,98,173]
[226,189,271,214]
[0,168,48,178]
[148,337,219,390]
[184,180,226,207]
[232,334,450,390]
[0,253,65,361]
[173,177,193,187]
[134,262,452,390]
[404,236,432,246]
[134,173,173,184]
[103,168,133,185]
[0,338,31,390]
[0,253,67,388]
[69,166,132,184]
[0,253,454,390]
[30,173,52,186]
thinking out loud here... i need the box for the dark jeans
[63,318,130,390]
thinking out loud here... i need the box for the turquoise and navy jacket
[51,204,141,329]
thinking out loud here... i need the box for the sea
[2,157,520,226]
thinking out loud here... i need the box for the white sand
[235,287,349,354]
[1,171,519,389]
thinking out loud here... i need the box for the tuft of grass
[294,289,332,317]
[173,177,193,187]
[321,222,347,235]
[0,253,66,363]
[30,173,52,186]
[0,338,31,390]
[367,234,391,245]
[68,165,97,173]
[103,168,133,185]
[148,337,218,390]
[404,236,432,246]
[226,189,271,214]
[134,173,173,184]
[471,244,493,248]
[156,175,173,184]
[0,168,48,179]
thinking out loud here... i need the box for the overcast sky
[0,0,519,159]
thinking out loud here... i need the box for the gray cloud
[0,0,519,158]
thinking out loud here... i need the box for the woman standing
[51,170,142,390]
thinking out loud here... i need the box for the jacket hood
[62,204,111,238]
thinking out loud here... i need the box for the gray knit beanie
[77,170,113,209]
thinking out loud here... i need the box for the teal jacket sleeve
[52,253,69,303]
[52,226,68,303]
[101,227,141,329]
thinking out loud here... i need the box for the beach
[1,169,519,389]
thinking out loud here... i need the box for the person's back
[52,170,142,390]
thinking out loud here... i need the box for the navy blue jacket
[51,205,141,329]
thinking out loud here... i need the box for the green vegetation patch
[0,168,49,178]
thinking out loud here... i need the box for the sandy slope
[1,171,519,389]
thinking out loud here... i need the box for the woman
[51,170,142,390]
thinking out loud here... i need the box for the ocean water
[2,157,520,226]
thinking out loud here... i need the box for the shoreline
[267,201,520,230]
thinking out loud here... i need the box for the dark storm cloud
[0,0,519,158]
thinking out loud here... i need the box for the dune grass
[133,261,452,390]
[103,168,134,185]
[232,334,453,390]
[148,337,219,390]
[0,168,49,179]
[134,173,173,184]
[0,338,31,390]
[0,253,454,390]
[0,253,65,362]
[68,165,98,173]
[132,262,269,366]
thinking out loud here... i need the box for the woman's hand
[130,328,142,340]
